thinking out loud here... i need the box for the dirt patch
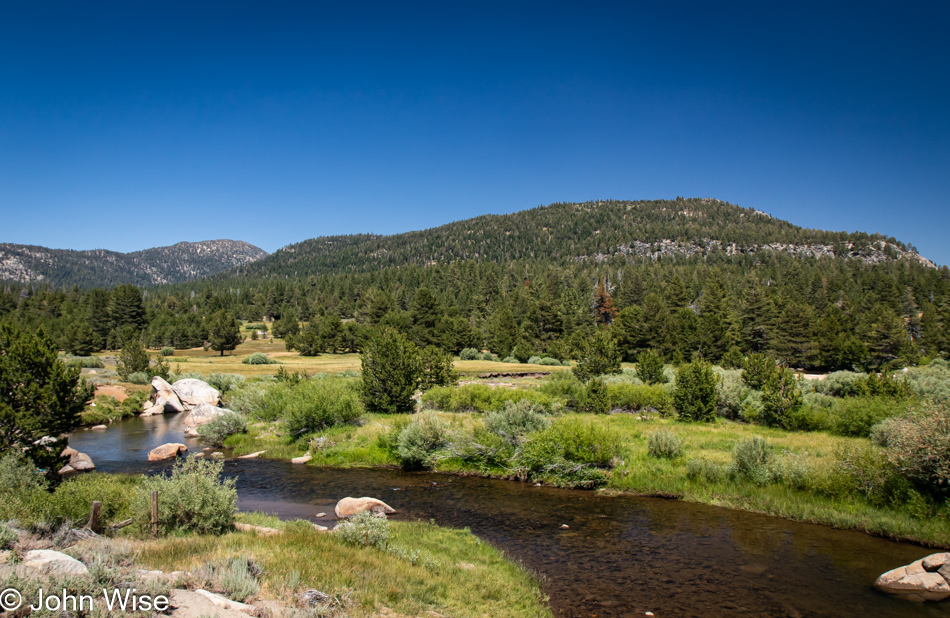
[95,385,130,401]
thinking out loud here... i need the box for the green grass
[139,520,550,617]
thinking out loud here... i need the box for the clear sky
[1,1,948,264]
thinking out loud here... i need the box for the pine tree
[208,310,242,356]
[593,279,618,326]
[110,284,146,331]
[772,302,818,368]
[65,320,99,356]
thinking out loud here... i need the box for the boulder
[142,403,166,417]
[61,446,78,458]
[69,452,96,471]
[58,465,77,476]
[291,454,312,464]
[20,550,89,578]
[923,553,950,571]
[238,451,266,459]
[876,554,950,602]
[334,497,396,518]
[91,425,108,430]
[172,378,221,410]
[148,443,188,461]
[184,403,228,429]
[152,376,185,413]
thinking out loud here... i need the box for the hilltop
[224,198,933,279]
[0,240,268,288]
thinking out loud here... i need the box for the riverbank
[223,411,950,548]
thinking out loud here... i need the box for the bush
[739,390,764,424]
[831,396,908,437]
[872,402,950,499]
[521,417,620,471]
[206,372,246,393]
[396,411,447,470]
[160,347,175,356]
[903,361,950,401]
[636,349,666,385]
[527,355,543,365]
[126,371,150,385]
[813,371,866,397]
[136,458,236,535]
[361,329,423,413]
[480,352,495,361]
[647,429,684,459]
[760,368,803,429]
[0,522,17,549]
[742,353,778,390]
[243,352,278,365]
[198,412,248,446]
[218,557,261,602]
[572,330,622,382]
[460,348,481,361]
[578,377,611,414]
[483,400,552,443]
[422,384,557,413]
[674,360,718,422]
[537,357,562,366]
[419,345,458,392]
[336,510,390,548]
[81,393,145,425]
[608,383,673,414]
[502,356,520,363]
[686,458,725,483]
[716,369,745,420]
[64,356,105,369]
[729,437,775,484]
[283,379,364,437]
[511,341,533,363]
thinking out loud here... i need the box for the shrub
[336,510,390,548]
[608,383,673,414]
[64,356,105,369]
[126,371,150,385]
[218,557,261,602]
[578,377,611,414]
[674,360,718,422]
[742,353,778,390]
[647,429,684,459]
[686,458,725,483]
[511,341,533,363]
[521,417,620,470]
[396,411,447,470]
[243,352,278,365]
[160,347,175,356]
[206,372,246,393]
[0,522,17,549]
[460,348,481,361]
[480,352,495,361]
[502,356,520,363]
[760,368,803,429]
[81,394,142,425]
[716,369,745,419]
[198,412,248,446]
[483,400,552,443]
[45,473,140,526]
[903,361,950,401]
[527,355,543,365]
[537,357,562,366]
[636,349,666,385]
[831,396,908,438]
[361,329,423,413]
[739,390,764,424]
[283,379,364,437]
[572,330,622,382]
[813,371,866,397]
[539,371,585,401]
[729,437,775,484]
[872,402,950,499]
[422,384,557,413]
[419,345,458,392]
[136,457,236,535]
[117,338,151,380]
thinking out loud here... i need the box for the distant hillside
[0,240,269,288]
[226,198,933,279]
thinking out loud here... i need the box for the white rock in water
[184,402,229,428]
[151,376,185,412]
[335,497,396,518]
[148,443,188,461]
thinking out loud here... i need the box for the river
[67,413,948,617]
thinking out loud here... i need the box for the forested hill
[224,198,933,279]
[0,240,268,288]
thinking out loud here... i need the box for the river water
[68,413,948,617]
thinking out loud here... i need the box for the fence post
[87,501,101,533]
[150,490,158,536]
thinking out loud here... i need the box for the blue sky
[1,1,948,264]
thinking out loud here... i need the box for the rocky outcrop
[172,379,221,409]
[876,553,950,602]
[334,497,396,518]
[184,402,228,429]
[148,443,188,461]
[151,376,185,413]
[20,550,89,578]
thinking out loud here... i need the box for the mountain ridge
[0,239,269,288]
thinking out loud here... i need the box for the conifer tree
[208,310,242,356]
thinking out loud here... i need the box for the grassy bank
[139,517,549,617]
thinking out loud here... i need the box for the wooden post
[87,501,101,533]
[150,490,158,536]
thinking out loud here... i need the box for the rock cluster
[146,376,235,432]
[876,553,950,602]
[58,445,95,476]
